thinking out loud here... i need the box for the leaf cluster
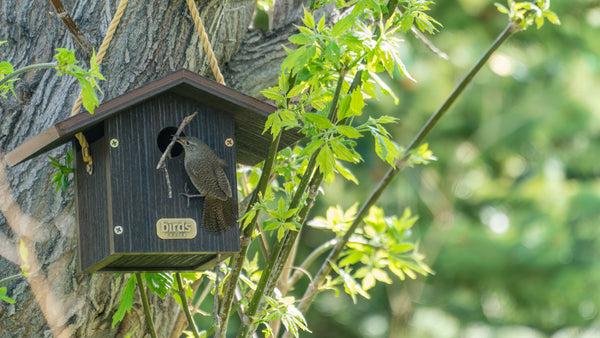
[0,41,17,98]
[495,0,560,30]
[0,43,104,114]
[311,205,431,301]
[53,48,105,113]
[0,240,31,304]
[48,150,74,192]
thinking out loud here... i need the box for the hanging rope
[185,0,226,85]
[71,0,129,174]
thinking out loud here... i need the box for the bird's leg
[180,182,204,208]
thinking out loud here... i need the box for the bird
[175,136,237,234]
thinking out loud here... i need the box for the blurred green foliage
[299,0,600,336]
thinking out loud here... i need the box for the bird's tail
[202,197,238,234]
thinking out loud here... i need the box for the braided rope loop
[185,0,226,85]
[70,0,129,174]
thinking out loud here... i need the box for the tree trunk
[0,1,292,336]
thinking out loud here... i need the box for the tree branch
[0,63,57,89]
[175,273,201,338]
[295,21,518,315]
[216,132,283,337]
[135,273,157,338]
[49,0,93,55]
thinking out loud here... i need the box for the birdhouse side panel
[106,93,239,262]
[74,133,112,272]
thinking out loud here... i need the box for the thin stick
[49,0,93,54]
[162,167,173,199]
[155,111,198,198]
[410,27,449,60]
[156,111,198,170]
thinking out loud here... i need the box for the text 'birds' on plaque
[4,70,301,273]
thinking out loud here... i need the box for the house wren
[175,136,237,233]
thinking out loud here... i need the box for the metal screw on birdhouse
[225,138,234,147]
[114,226,123,235]
[110,138,119,148]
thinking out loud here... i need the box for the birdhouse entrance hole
[157,126,185,157]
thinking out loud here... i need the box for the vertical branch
[135,273,157,338]
[238,68,350,338]
[237,153,320,338]
[175,273,201,338]
[216,132,283,338]
[218,73,299,337]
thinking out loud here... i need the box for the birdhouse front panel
[76,92,240,272]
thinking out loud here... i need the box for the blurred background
[257,0,600,337]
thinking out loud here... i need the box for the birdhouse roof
[5,69,299,167]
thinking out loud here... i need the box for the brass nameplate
[156,218,197,239]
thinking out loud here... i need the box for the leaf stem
[0,62,57,88]
[0,273,23,285]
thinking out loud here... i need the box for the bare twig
[155,111,198,198]
[410,27,449,60]
[156,111,198,170]
[49,0,93,54]
[162,167,173,199]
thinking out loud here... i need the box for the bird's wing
[214,166,233,199]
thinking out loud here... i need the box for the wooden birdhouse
[5,70,298,273]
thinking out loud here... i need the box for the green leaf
[372,268,392,284]
[80,78,99,113]
[336,125,363,139]
[349,89,365,116]
[317,13,326,32]
[300,138,324,157]
[262,88,285,101]
[0,61,14,75]
[302,8,315,30]
[494,2,509,13]
[334,161,359,184]
[263,110,282,136]
[287,82,308,98]
[143,272,174,299]
[0,287,15,304]
[289,33,314,45]
[316,145,335,182]
[331,13,357,37]
[304,113,333,129]
[543,11,560,25]
[330,262,370,303]
[339,250,363,267]
[330,139,361,163]
[362,273,376,290]
[112,275,137,328]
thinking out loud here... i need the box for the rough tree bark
[0,1,333,337]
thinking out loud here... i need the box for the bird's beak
[173,135,183,144]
